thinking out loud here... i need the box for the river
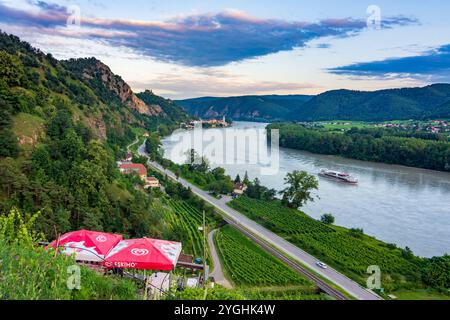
[162,121,450,258]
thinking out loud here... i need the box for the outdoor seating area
[49,230,182,272]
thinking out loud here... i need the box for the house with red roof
[119,163,147,180]
[144,176,160,189]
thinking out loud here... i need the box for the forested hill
[178,85,450,122]
[293,84,450,121]
[137,89,190,126]
[176,95,313,122]
[0,31,189,239]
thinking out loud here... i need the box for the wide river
[162,121,450,258]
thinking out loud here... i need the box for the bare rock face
[82,59,164,117]
[79,116,106,140]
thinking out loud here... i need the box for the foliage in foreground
[0,241,139,300]
[0,208,139,300]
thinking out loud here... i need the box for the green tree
[158,124,170,136]
[47,108,73,139]
[0,129,19,158]
[0,158,28,197]
[184,149,209,173]
[320,213,335,225]
[145,133,162,160]
[422,255,450,289]
[207,180,234,195]
[402,246,414,260]
[0,51,25,86]
[280,170,318,209]
[243,171,250,185]
[348,228,364,239]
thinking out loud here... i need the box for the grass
[319,121,371,130]
[393,290,450,300]
[107,181,133,203]
[11,112,45,154]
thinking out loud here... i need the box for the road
[138,141,381,300]
[207,229,233,289]
[127,137,140,152]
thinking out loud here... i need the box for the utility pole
[203,210,207,284]
[198,210,208,289]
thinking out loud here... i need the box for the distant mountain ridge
[176,95,313,122]
[295,84,450,121]
[177,84,450,122]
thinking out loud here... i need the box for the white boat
[318,169,358,184]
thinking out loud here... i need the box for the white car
[316,261,328,269]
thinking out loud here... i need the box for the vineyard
[164,198,214,259]
[214,225,313,287]
[229,197,423,289]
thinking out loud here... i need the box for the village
[374,120,450,134]
[181,117,231,130]
[117,151,161,190]
[296,119,450,136]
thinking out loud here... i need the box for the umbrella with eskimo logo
[49,230,123,262]
[103,238,182,270]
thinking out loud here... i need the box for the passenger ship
[318,169,358,184]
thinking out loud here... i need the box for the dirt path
[207,229,233,289]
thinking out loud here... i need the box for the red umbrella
[103,238,182,270]
[49,230,123,262]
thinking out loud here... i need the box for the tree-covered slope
[137,89,190,125]
[292,84,450,121]
[177,95,313,121]
[0,31,188,240]
[178,84,450,122]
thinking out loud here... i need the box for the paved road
[138,142,381,300]
[208,229,233,289]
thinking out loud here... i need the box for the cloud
[130,73,317,99]
[329,44,450,81]
[0,1,418,67]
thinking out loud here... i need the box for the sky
[1,0,450,99]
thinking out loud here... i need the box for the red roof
[119,163,147,176]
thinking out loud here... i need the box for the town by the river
[162,121,450,258]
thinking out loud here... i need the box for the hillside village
[117,153,160,189]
